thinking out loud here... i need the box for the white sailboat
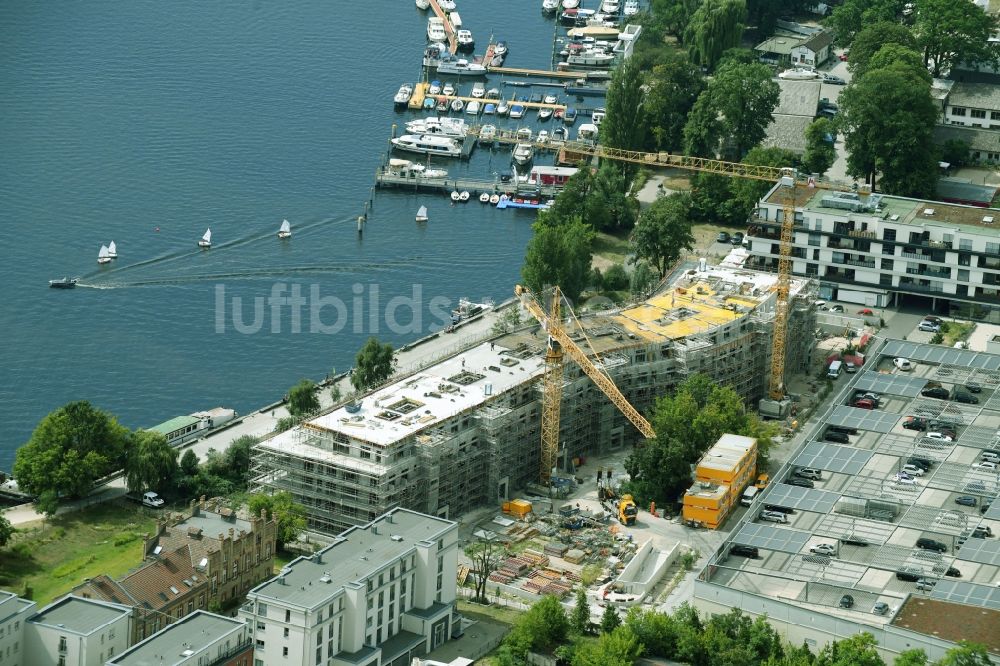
[278,219,292,239]
[107,241,118,259]
[97,245,112,264]
[198,228,212,248]
[415,206,429,222]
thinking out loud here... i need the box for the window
[283,647,289,657]
[988,242,1000,255]
[58,657,66,666]
[880,274,893,286]
[283,627,289,638]
[256,640,265,649]
[972,109,986,119]
[317,632,323,646]
[258,602,268,617]
[256,660,265,666]
[367,598,373,610]
[960,239,973,251]
[285,610,291,622]
[958,269,970,282]
[882,229,896,242]
[317,647,323,664]
[881,258,894,270]
[58,637,67,652]
[953,107,967,116]
[109,628,115,640]
[258,622,266,631]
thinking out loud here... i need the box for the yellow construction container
[503,499,533,517]
[682,433,758,530]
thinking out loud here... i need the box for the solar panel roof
[956,537,1000,567]
[853,373,927,398]
[985,502,1000,520]
[931,580,1000,611]
[762,485,840,514]
[732,523,812,555]
[826,406,902,433]
[794,441,874,475]
[882,340,1000,371]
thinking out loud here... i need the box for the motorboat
[568,50,615,67]
[437,58,488,76]
[439,0,456,9]
[509,103,525,119]
[443,82,456,96]
[480,192,491,203]
[451,98,465,112]
[486,87,501,99]
[494,41,508,57]
[406,116,469,137]
[423,42,448,67]
[544,93,558,105]
[624,0,639,15]
[552,127,568,140]
[543,0,560,12]
[106,240,118,259]
[394,83,413,109]
[537,130,550,143]
[451,190,461,202]
[416,0,430,9]
[278,219,292,239]
[483,103,496,115]
[471,81,486,98]
[496,99,510,115]
[778,67,819,80]
[459,191,471,202]
[391,134,463,158]
[416,205,429,222]
[601,0,620,13]
[423,97,436,110]
[457,29,475,51]
[516,127,532,141]
[562,0,580,7]
[427,17,447,42]
[490,54,505,68]
[512,142,534,166]
[564,107,578,124]
[465,100,481,115]
[577,123,598,141]
[538,106,552,120]
[489,193,501,204]
[429,80,442,95]
[436,97,449,112]
[49,277,78,289]
[479,124,497,144]
[198,228,212,248]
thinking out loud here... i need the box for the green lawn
[592,231,631,270]
[0,501,157,604]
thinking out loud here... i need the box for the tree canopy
[802,118,837,177]
[828,0,908,46]
[521,216,595,304]
[730,146,800,219]
[848,22,918,77]
[685,0,747,70]
[644,52,706,152]
[247,492,306,547]
[630,192,695,278]
[602,57,648,159]
[13,401,130,498]
[124,430,178,495]
[916,0,1000,77]
[287,379,320,417]
[353,337,395,392]
[0,514,13,548]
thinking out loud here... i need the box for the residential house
[762,80,822,155]
[25,596,132,666]
[755,26,833,68]
[239,508,459,666]
[106,611,252,666]
[0,591,36,666]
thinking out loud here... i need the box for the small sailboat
[489,193,501,204]
[459,191,470,202]
[107,241,118,259]
[198,228,212,248]
[479,192,490,203]
[278,219,292,239]
[415,205,429,222]
[450,190,461,202]
[97,245,112,264]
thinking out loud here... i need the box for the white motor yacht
[623,0,639,15]
[471,82,486,98]
[562,0,580,7]
[394,83,413,109]
[543,0,560,12]
[456,29,475,51]
[427,17,447,42]
[451,98,465,112]
[391,134,463,158]
[439,0,456,9]
[415,0,430,9]
[567,50,615,67]
[437,58,488,76]
[405,116,469,137]
[512,143,534,167]
[600,0,620,13]
[496,99,510,116]
[465,100,481,115]
[479,124,497,144]
[443,82,456,96]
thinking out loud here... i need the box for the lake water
[0,0,574,468]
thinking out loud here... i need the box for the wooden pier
[375,169,561,197]
[428,0,458,54]
[420,94,569,112]
[408,82,430,110]
[487,66,592,79]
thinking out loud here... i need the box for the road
[3,305,509,526]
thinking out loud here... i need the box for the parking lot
[706,338,1000,622]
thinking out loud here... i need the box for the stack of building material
[539,580,572,597]
[488,570,515,584]
[521,549,550,568]
[544,542,570,557]
[564,548,586,564]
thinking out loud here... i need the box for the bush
[603,264,629,291]
[113,533,140,547]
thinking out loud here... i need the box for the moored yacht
[437,58,488,76]
[394,83,413,109]
[456,29,475,51]
[543,0,560,12]
[405,116,469,137]
[416,0,430,9]
[391,134,463,158]
[427,17,447,42]
[623,0,639,14]
[512,142,534,166]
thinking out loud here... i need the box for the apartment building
[107,611,252,666]
[682,434,758,529]
[749,184,1000,320]
[0,591,36,666]
[251,265,816,534]
[239,508,458,666]
[24,596,132,666]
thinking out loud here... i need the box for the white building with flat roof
[239,508,458,666]
[25,595,132,666]
[106,610,251,666]
[0,590,36,666]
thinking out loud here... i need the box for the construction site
[249,262,818,536]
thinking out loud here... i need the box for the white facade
[749,186,1000,318]
[106,610,251,666]
[25,596,132,666]
[942,82,1000,129]
[0,591,36,666]
[240,508,458,666]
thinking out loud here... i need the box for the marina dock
[408,82,430,110]
[487,66,594,79]
[420,94,569,111]
[428,0,458,54]
[375,169,562,198]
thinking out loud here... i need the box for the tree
[644,52,706,152]
[125,430,179,495]
[707,61,779,160]
[14,401,130,499]
[573,625,643,666]
[816,633,885,666]
[685,0,747,70]
[682,93,723,157]
[629,261,657,296]
[522,217,595,303]
[571,587,590,635]
[465,535,504,603]
[649,0,700,44]
[730,146,800,220]
[353,337,395,392]
[603,57,649,159]
[287,379,320,417]
[802,118,837,176]
[630,193,695,278]
[0,514,13,548]
[36,490,59,520]
[689,173,746,226]
[894,649,928,666]
[916,0,1000,77]
[591,164,638,231]
[828,0,908,47]
[838,61,939,196]
[746,0,810,35]
[501,595,570,660]
[935,641,993,666]
[179,449,199,477]
[848,22,917,77]
[940,139,971,168]
[247,492,306,547]
[600,605,623,634]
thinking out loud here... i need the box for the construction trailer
[682,434,759,529]
[250,264,816,535]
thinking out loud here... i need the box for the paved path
[3,306,510,526]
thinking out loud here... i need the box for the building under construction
[250,264,817,534]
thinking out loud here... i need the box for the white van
[741,486,760,507]
[827,360,843,379]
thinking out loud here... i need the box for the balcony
[901,251,935,261]
[898,280,945,294]
[905,268,951,278]
[848,229,877,239]
[835,258,876,268]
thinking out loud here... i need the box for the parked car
[824,430,850,443]
[838,52,849,61]
[981,452,1000,463]
[795,467,823,480]
[764,504,794,514]
[896,568,922,582]
[841,535,869,546]
[916,579,936,591]
[924,315,944,325]
[903,416,928,431]
[925,431,954,442]
[730,544,759,558]
[908,457,934,470]
[955,496,978,507]
[730,232,744,245]
[823,73,846,85]
[982,501,992,514]
[785,478,815,489]
[954,391,979,404]
[928,419,957,431]
[965,382,982,394]
[759,510,788,523]
[972,525,993,538]
[829,425,859,435]
[872,601,889,615]
[893,357,913,371]
[922,387,950,399]
[839,594,854,608]
[974,461,998,470]
[916,538,947,552]
[830,304,845,313]
[893,474,917,485]
[844,360,857,373]
[918,320,942,333]
[810,543,836,556]
[717,231,731,243]
[853,398,876,410]
[944,567,962,578]
[901,464,925,476]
